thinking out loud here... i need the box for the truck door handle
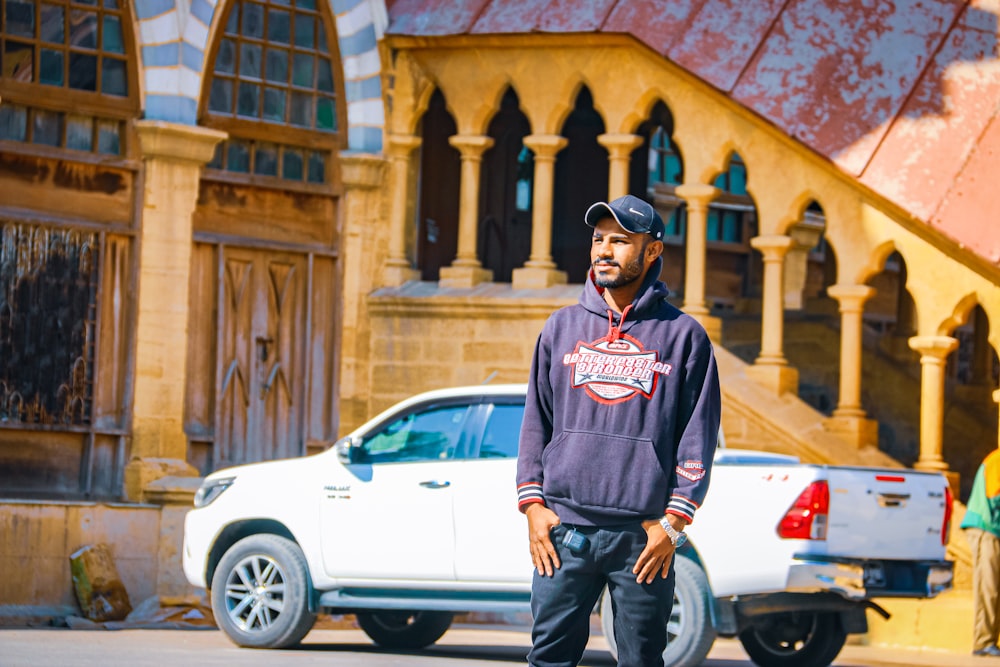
[877,492,910,507]
[419,480,451,489]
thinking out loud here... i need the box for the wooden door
[216,248,306,467]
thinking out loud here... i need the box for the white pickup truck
[182,384,954,667]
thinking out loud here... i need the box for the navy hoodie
[516,258,721,526]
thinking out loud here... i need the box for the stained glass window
[207,0,339,135]
[0,0,129,96]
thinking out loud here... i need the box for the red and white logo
[562,334,671,404]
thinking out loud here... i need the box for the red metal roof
[386,0,1000,265]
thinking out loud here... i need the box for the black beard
[593,257,644,289]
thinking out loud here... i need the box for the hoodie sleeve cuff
[517,482,545,513]
[666,495,699,523]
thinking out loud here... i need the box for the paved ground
[1,624,996,667]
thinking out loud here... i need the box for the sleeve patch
[676,460,706,482]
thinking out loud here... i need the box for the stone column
[675,184,720,341]
[439,134,494,288]
[512,134,568,290]
[824,284,878,448]
[783,216,825,310]
[382,134,422,287]
[908,335,958,471]
[339,153,388,434]
[746,234,799,395]
[124,121,226,501]
[597,133,643,200]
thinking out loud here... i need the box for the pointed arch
[480,86,533,282]
[939,293,981,336]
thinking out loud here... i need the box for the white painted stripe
[178,65,201,99]
[139,12,181,46]
[183,14,210,48]
[342,49,380,81]
[337,0,373,38]
[144,67,181,95]
[347,99,384,126]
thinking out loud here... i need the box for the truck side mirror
[334,435,361,464]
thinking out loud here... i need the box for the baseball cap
[584,194,665,240]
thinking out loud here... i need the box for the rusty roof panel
[731,0,963,176]
[860,7,1000,223]
[603,0,703,55]
[931,111,1000,263]
[385,0,1000,266]
[666,0,786,93]
[470,0,552,34]
[385,0,491,35]
[534,0,618,33]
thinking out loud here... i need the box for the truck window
[478,403,525,459]
[360,404,472,463]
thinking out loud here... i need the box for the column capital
[674,183,720,206]
[340,152,387,189]
[136,120,226,164]
[597,133,644,157]
[826,284,876,312]
[750,234,796,259]
[523,134,568,158]
[908,335,959,359]
[385,133,422,156]
[448,134,494,158]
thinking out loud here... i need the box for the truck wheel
[356,610,454,649]
[600,555,716,667]
[738,611,846,667]
[211,534,316,648]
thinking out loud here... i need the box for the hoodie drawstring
[605,304,633,343]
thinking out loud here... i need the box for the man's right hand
[525,503,561,576]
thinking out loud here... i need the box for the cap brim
[585,202,634,232]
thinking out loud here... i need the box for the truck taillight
[777,481,829,540]
[942,483,954,546]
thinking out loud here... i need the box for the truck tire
[356,610,454,649]
[211,534,316,648]
[738,611,847,667]
[600,555,716,667]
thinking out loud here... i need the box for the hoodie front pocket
[542,429,668,515]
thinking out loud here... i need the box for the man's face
[590,217,657,289]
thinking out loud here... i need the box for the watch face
[675,532,687,548]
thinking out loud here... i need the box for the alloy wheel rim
[224,554,287,632]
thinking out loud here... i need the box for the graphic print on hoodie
[516,257,721,527]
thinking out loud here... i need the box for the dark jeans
[527,523,675,667]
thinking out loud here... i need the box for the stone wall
[359,283,579,427]
[0,502,162,615]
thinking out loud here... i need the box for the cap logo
[628,207,645,217]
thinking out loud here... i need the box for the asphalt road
[0,624,990,667]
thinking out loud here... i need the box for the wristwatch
[659,516,688,548]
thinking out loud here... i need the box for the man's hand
[634,516,687,584]
[525,504,561,576]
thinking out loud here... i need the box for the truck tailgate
[821,467,949,560]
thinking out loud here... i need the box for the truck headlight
[194,476,235,508]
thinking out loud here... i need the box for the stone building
[1,0,998,650]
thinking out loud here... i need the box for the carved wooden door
[216,248,306,467]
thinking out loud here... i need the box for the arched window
[708,153,753,245]
[0,0,136,155]
[201,0,345,187]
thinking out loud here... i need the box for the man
[516,194,721,667]
[961,449,1000,657]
